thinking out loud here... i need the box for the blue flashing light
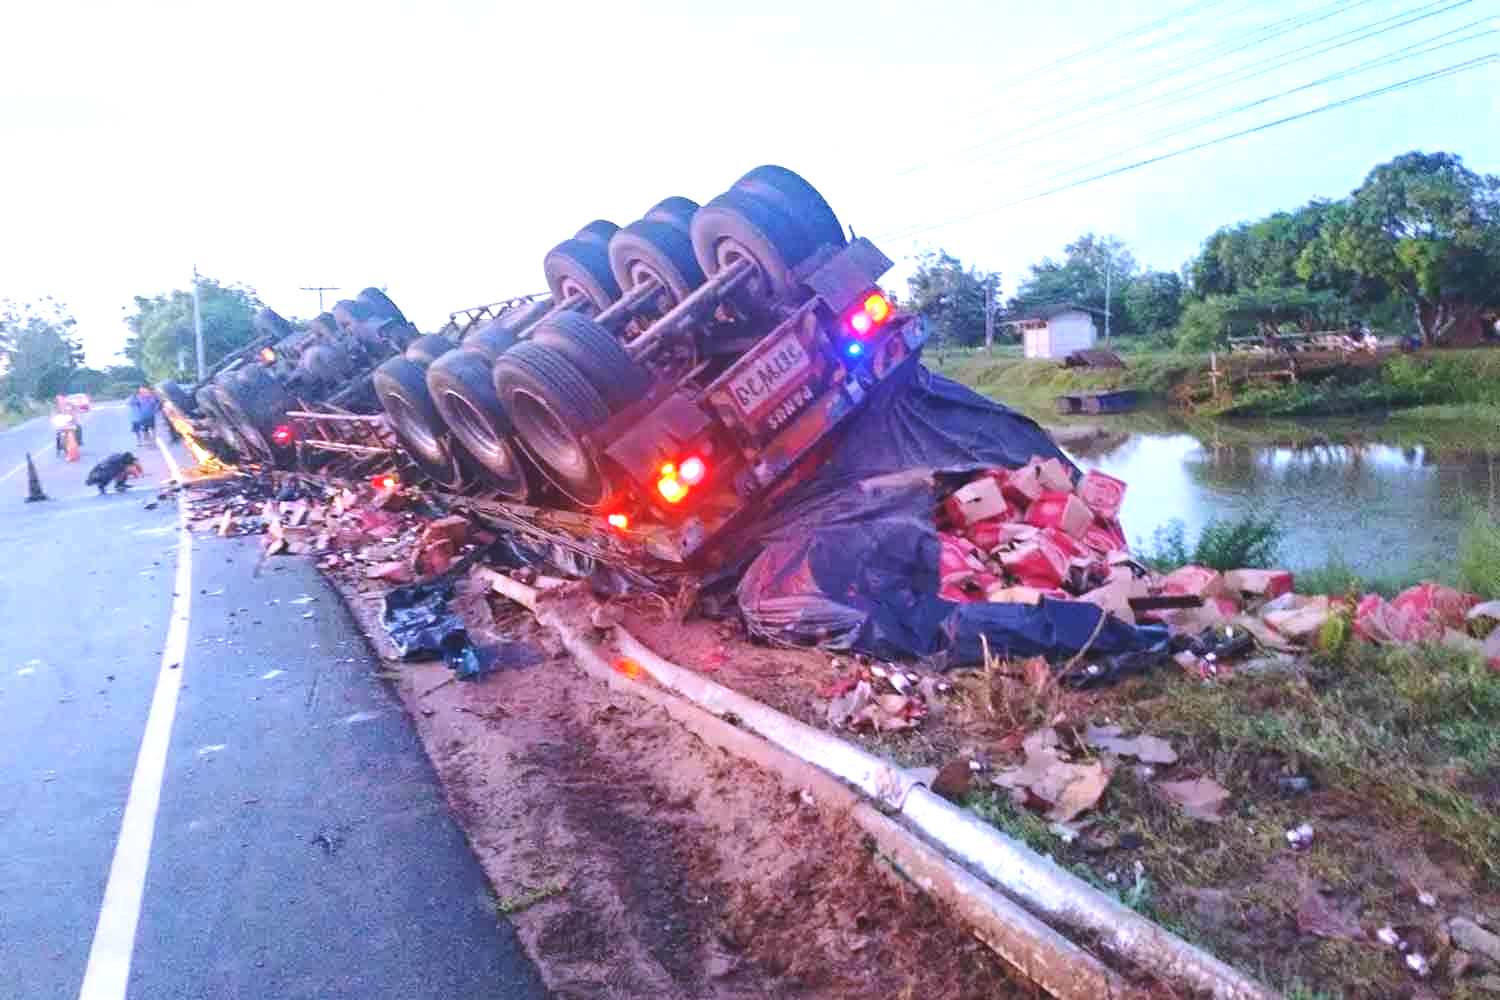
[846,342,863,357]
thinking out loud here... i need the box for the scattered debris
[1083,723,1178,764]
[1154,777,1231,823]
[1285,822,1315,850]
[992,726,1112,824]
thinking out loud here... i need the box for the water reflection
[1065,428,1499,577]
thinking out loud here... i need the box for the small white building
[1007,304,1105,360]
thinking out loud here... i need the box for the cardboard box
[1223,568,1294,601]
[946,475,1010,527]
[1025,491,1093,539]
[1161,565,1225,600]
[1076,470,1127,520]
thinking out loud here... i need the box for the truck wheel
[426,349,532,501]
[493,298,553,338]
[300,343,354,383]
[465,322,522,361]
[608,219,706,310]
[527,312,650,412]
[357,287,407,324]
[691,189,812,303]
[733,165,847,253]
[374,356,467,490]
[573,220,620,248]
[158,381,197,416]
[253,307,296,342]
[644,197,699,231]
[219,368,294,462]
[404,333,456,367]
[543,237,621,314]
[308,312,341,339]
[492,342,613,507]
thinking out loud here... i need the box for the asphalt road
[0,407,547,999]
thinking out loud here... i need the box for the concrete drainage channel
[482,571,1279,1000]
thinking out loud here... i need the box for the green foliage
[904,250,999,349]
[124,277,261,382]
[1141,514,1283,572]
[1305,151,1500,344]
[1009,233,1160,337]
[1120,270,1183,338]
[1191,200,1340,297]
[65,364,147,400]
[1173,286,1350,350]
[1456,505,1500,599]
[0,297,84,405]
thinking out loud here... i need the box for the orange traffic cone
[24,453,49,502]
[64,429,80,463]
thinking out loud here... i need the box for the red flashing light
[678,456,706,485]
[845,289,893,338]
[372,473,400,492]
[271,424,295,447]
[259,348,277,364]
[607,512,630,530]
[657,474,688,504]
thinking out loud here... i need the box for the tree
[1303,151,1500,344]
[0,298,85,406]
[124,277,261,382]
[1189,201,1337,298]
[1011,233,1138,336]
[1122,270,1184,340]
[905,250,999,348]
[1175,287,1349,351]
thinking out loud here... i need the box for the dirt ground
[331,569,1034,1000]
[622,608,1500,999]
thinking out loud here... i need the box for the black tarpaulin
[731,359,1156,668]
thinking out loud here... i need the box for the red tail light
[607,512,630,530]
[845,289,893,338]
[677,456,707,486]
[271,424,295,446]
[372,473,400,492]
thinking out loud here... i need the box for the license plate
[727,333,810,418]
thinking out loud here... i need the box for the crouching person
[86,452,144,495]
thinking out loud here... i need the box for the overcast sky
[2,0,1496,364]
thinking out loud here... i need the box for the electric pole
[984,276,996,353]
[192,265,205,380]
[301,285,340,312]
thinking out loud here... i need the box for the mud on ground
[333,571,1031,999]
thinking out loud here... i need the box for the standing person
[128,386,158,445]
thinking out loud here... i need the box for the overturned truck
[167,165,926,563]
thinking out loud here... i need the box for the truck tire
[573,220,620,248]
[253,307,296,342]
[465,322,522,361]
[158,380,197,416]
[492,342,613,507]
[373,356,467,490]
[300,343,353,383]
[493,298,552,338]
[404,333,456,367]
[644,196,699,231]
[733,165,847,253]
[543,237,621,314]
[308,312,341,339]
[426,348,532,501]
[608,219,706,309]
[357,287,407,324]
[527,312,650,412]
[691,188,812,303]
[219,367,294,462]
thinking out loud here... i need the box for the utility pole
[192,265,205,380]
[300,285,340,312]
[1102,252,1112,345]
[984,276,996,353]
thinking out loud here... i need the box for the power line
[899,0,1381,179]
[1037,17,1497,187]
[958,0,1473,178]
[879,54,1498,243]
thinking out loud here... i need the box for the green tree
[1121,270,1183,339]
[124,278,261,381]
[0,298,85,405]
[1189,201,1338,298]
[905,250,999,348]
[1011,233,1138,334]
[1175,287,1349,350]
[1302,151,1500,344]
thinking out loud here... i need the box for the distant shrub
[1141,514,1283,573]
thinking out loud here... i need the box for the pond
[1060,421,1500,579]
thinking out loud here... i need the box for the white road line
[77,435,192,1000]
[0,460,26,484]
